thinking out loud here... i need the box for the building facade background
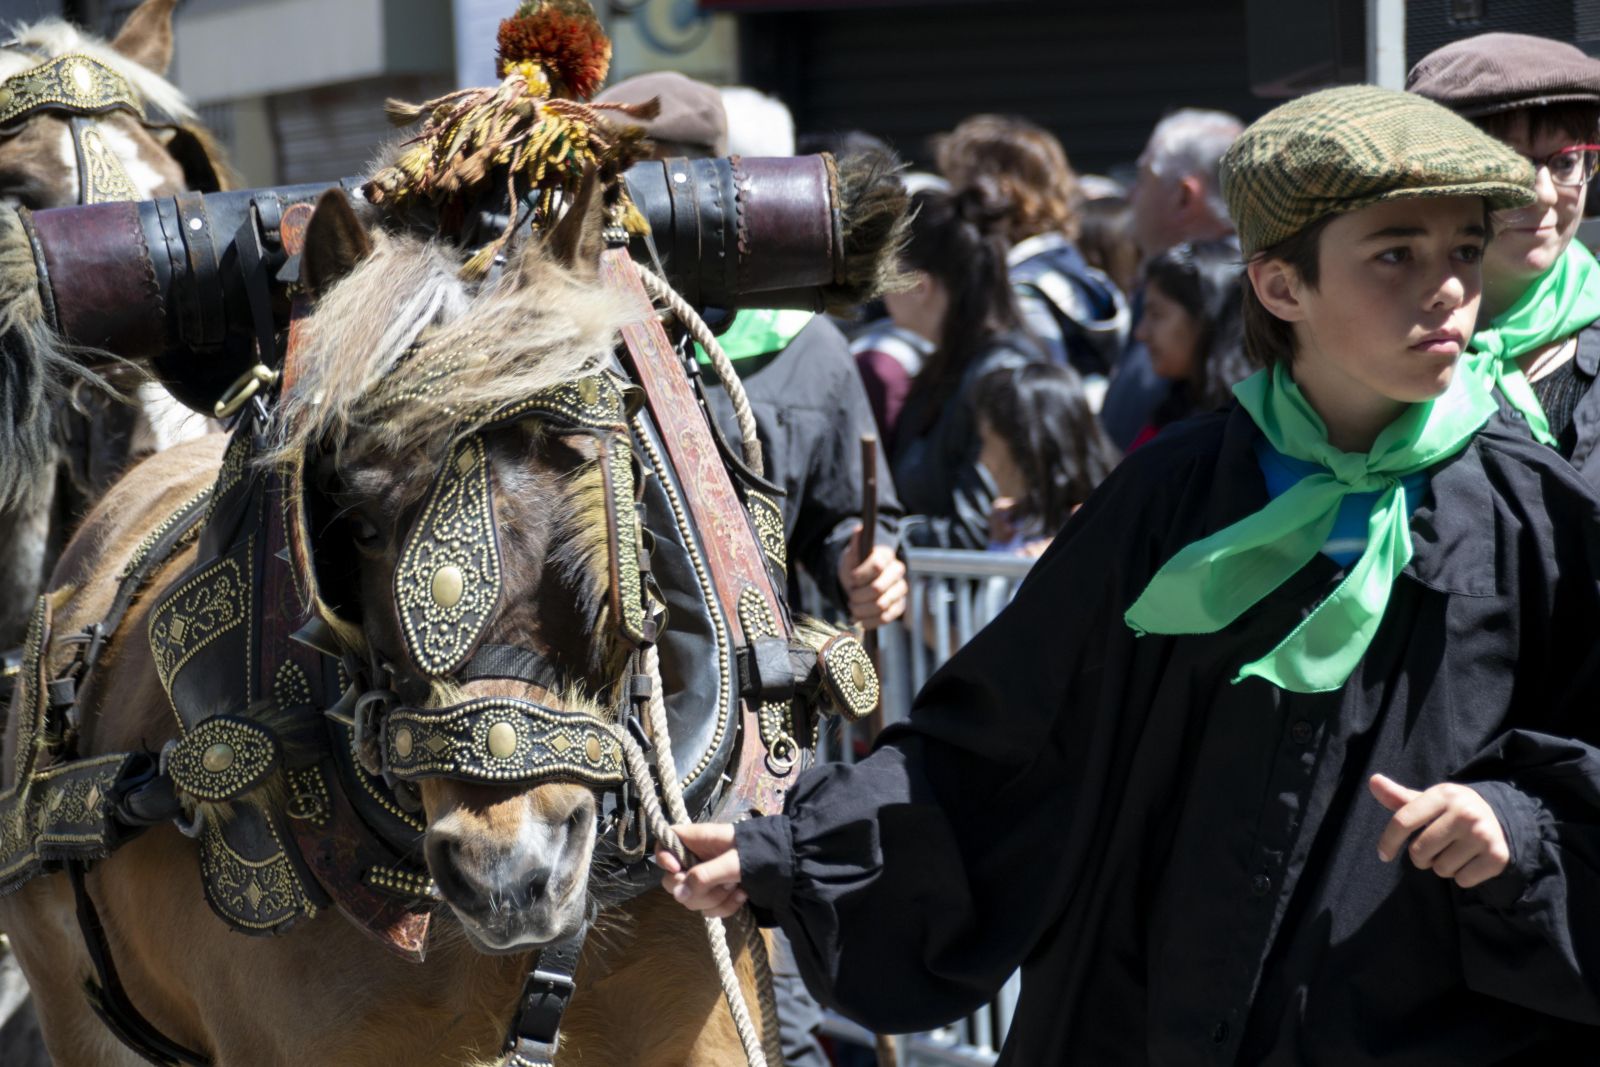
[4,1,1596,189]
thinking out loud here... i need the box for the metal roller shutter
[269,72,452,186]
[740,0,1262,173]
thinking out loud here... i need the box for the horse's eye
[350,514,383,548]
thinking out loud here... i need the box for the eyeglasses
[1525,145,1600,187]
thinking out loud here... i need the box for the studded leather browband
[383,697,624,788]
[0,52,144,127]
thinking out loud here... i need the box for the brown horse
[0,181,765,1066]
[0,0,229,661]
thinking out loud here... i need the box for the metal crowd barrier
[814,548,1037,1067]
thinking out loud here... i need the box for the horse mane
[0,17,196,123]
[0,206,112,509]
[269,228,634,467]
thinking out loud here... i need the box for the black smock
[700,315,903,614]
[1492,320,1600,490]
[735,404,1600,1065]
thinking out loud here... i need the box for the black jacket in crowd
[701,315,903,615]
[1493,319,1600,491]
[892,332,1042,550]
[736,404,1600,1065]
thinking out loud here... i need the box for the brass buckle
[213,364,280,418]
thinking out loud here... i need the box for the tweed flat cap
[1221,85,1534,255]
[593,71,728,158]
[1408,33,1600,118]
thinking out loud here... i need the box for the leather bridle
[0,48,147,204]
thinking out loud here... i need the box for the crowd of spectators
[846,104,1251,556]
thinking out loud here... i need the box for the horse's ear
[543,165,606,278]
[109,0,178,76]
[302,190,373,299]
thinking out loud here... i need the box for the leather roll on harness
[16,156,851,415]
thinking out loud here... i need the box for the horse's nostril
[527,866,551,901]
[426,835,482,906]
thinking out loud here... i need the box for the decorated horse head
[0,0,228,209]
[277,177,641,953]
[0,0,231,683]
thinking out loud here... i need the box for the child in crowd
[884,187,1047,549]
[662,87,1600,1064]
[1410,33,1600,482]
[974,362,1119,556]
[1129,238,1251,448]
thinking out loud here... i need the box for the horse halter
[324,368,653,801]
[0,49,147,204]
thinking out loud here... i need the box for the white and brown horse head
[0,0,222,209]
[0,0,233,662]
[283,185,640,953]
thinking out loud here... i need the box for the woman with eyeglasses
[1411,34,1600,474]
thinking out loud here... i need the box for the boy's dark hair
[973,362,1120,533]
[1241,215,1333,369]
[1143,239,1252,413]
[1476,102,1600,147]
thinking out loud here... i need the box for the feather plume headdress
[364,0,655,277]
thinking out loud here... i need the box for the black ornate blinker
[394,435,504,677]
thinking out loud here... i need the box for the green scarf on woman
[1123,365,1495,693]
[1468,242,1600,446]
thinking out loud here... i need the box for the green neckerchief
[1468,242,1600,447]
[1123,364,1495,693]
[693,308,814,365]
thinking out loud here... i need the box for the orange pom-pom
[496,0,612,101]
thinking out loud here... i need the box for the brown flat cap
[593,71,728,158]
[1408,33,1600,118]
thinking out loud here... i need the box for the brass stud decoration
[432,565,465,609]
[202,743,236,774]
[0,53,145,129]
[394,435,503,676]
[487,721,518,760]
[819,634,880,722]
[167,716,283,805]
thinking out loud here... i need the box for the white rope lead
[642,644,784,1067]
[635,265,765,478]
[627,267,786,1066]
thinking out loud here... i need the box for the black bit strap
[69,862,212,1067]
[505,935,586,1067]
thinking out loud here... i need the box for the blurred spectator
[1101,108,1244,448]
[851,320,932,448]
[720,85,796,156]
[1128,240,1249,449]
[1077,173,1128,202]
[936,115,1128,392]
[891,187,1048,548]
[975,362,1119,556]
[797,128,893,159]
[1078,196,1142,298]
[592,71,727,156]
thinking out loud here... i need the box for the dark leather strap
[69,862,212,1067]
[458,644,565,690]
[505,936,585,1066]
